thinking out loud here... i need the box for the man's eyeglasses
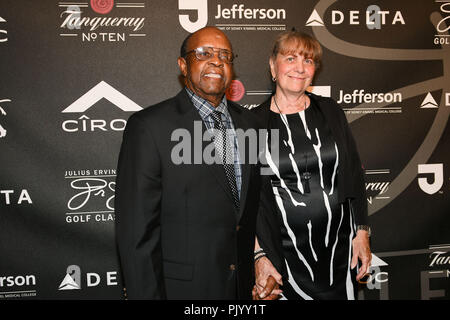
[184,46,235,64]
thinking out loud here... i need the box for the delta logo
[306,6,405,29]
[58,265,119,290]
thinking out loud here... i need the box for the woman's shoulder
[308,91,344,116]
[251,97,271,112]
[250,97,271,118]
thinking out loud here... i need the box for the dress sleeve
[338,107,369,226]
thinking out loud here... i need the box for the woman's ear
[269,57,277,81]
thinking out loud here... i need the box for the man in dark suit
[115,27,268,299]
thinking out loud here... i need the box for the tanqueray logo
[59,0,146,42]
[61,81,142,133]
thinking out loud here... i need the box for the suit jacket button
[236,225,241,231]
[229,264,236,271]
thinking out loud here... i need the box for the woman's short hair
[271,31,322,68]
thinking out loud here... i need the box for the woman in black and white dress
[253,31,371,300]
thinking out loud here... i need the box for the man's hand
[254,256,283,300]
[252,275,282,300]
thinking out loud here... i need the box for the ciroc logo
[61,81,142,133]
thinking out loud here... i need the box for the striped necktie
[210,110,240,210]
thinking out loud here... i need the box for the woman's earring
[272,76,277,82]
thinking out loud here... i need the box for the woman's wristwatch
[356,225,371,237]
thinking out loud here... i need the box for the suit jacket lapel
[175,90,238,210]
[227,103,252,221]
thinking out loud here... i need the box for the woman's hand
[351,230,372,281]
[254,256,283,299]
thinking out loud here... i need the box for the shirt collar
[185,87,229,119]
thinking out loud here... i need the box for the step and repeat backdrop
[0,0,449,300]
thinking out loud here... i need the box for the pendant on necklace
[302,172,311,193]
[302,154,311,193]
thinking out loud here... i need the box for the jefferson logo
[0,274,37,299]
[178,1,287,33]
[179,0,208,33]
[418,163,444,195]
[307,85,331,97]
[214,3,286,32]
[226,80,245,102]
[338,90,403,115]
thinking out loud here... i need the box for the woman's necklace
[272,95,312,194]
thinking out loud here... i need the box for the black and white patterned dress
[265,100,357,300]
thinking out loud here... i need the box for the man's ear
[177,57,188,77]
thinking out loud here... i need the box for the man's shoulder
[128,90,189,126]
[133,93,180,120]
